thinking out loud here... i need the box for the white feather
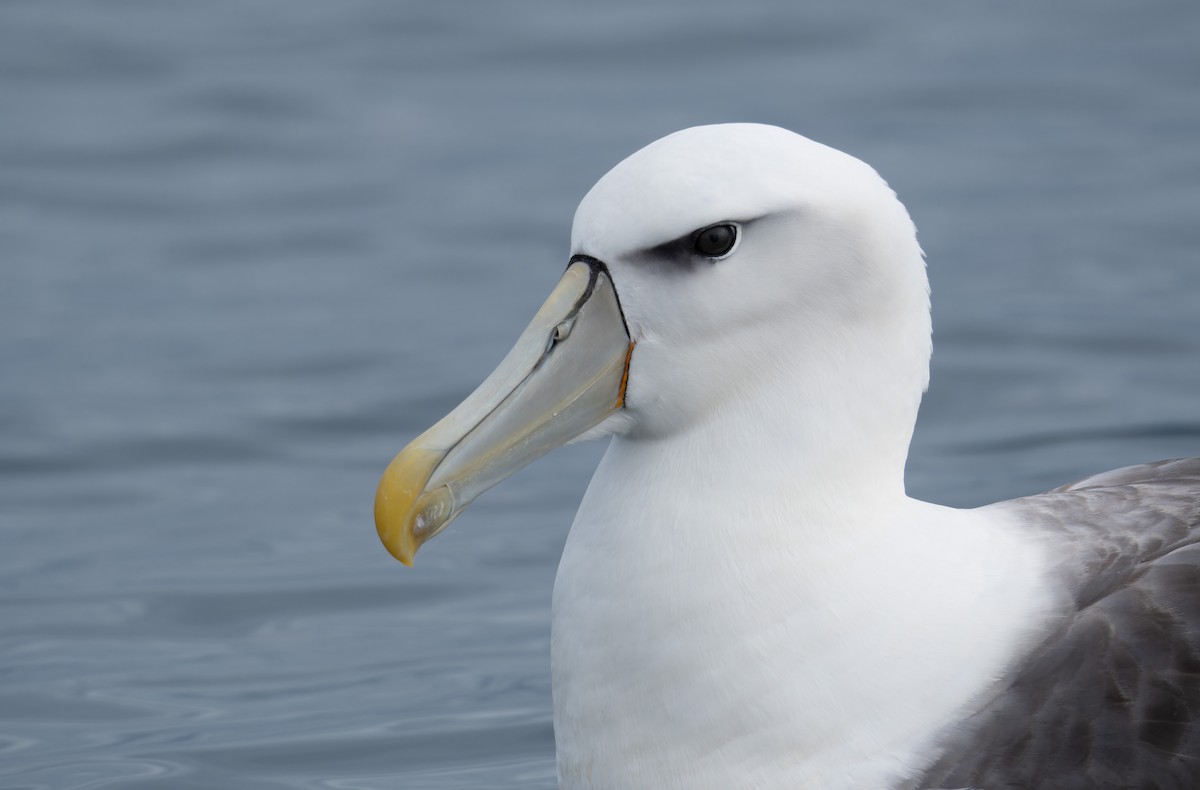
[548,125,1064,789]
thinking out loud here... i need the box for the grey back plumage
[912,458,1200,790]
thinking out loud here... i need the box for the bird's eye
[692,223,738,258]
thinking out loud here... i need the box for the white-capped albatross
[374,123,1200,789]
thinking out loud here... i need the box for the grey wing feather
[912,458,1200,790]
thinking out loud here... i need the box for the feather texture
[913,459,1200,789]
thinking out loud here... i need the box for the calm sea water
[1,1,1198,787]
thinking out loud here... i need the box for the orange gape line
[616,341,636,408]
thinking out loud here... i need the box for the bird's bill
[374,259,633,565]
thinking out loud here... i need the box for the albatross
[374,124,1200,789]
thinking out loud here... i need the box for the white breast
[551,436,1058,790]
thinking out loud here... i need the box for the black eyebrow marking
[641,233,699,270]
[632,216,759,272]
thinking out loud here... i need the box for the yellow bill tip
[374,445,448,567]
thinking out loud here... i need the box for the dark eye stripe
[633,217,757,271]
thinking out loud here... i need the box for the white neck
[551,403,1055,789]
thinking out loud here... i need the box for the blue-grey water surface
[2,1,1199,787]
